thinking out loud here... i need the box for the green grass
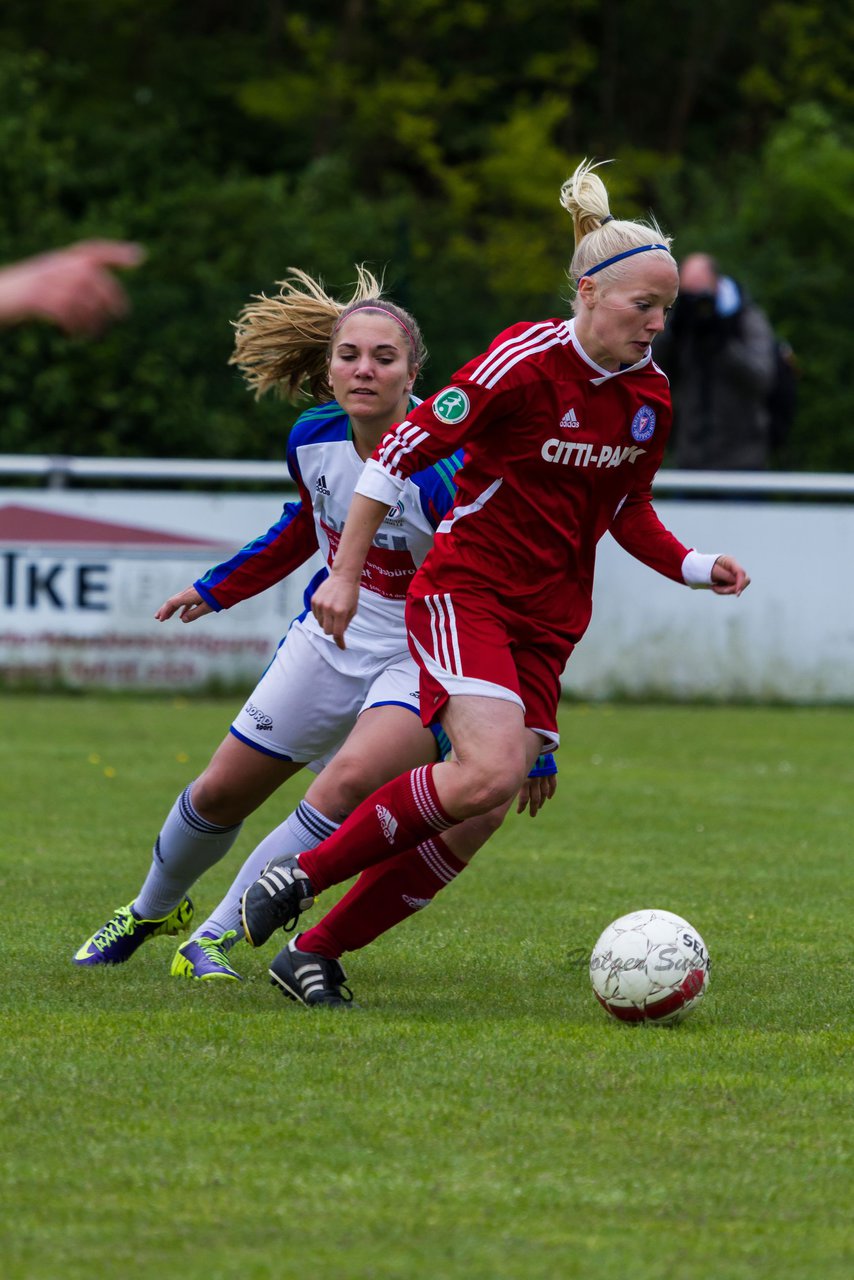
[1,695,851,1280]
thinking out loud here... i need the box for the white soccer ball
[589,908,710,1025]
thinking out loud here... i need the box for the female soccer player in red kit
[243,159,750,1004]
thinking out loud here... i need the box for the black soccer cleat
[240,856,315,948]
[268,936,355,1008]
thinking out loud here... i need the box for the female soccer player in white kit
[73,269,554,986]
[240,160,751,1005]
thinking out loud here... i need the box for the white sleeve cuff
[355,458,406,506]
[681,549,721,588]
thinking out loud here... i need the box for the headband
[332,302,416,349]
[577,243,671,282]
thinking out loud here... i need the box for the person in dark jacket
[653,253,776,470]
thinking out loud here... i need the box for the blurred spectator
[0,240,144,336]
[653,253,777,470]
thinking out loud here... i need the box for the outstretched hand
[711,555,750,596]
[516,771,558,817]
[155,586,213,624]
[0,239,145,336]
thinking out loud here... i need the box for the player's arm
[313,379,516,648]
[311,393,474,647]
[611,487,749,596]
[310,492,393,648]
[156,481,319,623]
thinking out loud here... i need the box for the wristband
[681,549,720,589]
[528,752,557,778]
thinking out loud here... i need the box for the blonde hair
[559,159,674,308]
[229,266,426,402]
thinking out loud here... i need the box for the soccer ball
[589,908,710,1025]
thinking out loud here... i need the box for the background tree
[0,0,850,469]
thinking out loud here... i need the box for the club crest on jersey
[432,387,470,424]
[559,407,580,430]
[631,405,656,442]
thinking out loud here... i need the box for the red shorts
[405,587,571,752]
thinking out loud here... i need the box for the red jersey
[356,317,690,649]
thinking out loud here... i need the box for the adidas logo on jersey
[315,473,331,496]
[376,804,399,844]
[559,407,580,430]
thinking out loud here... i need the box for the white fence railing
[2,453,854,499]
[2,459,853,700]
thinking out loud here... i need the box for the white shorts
[230,617,422,763]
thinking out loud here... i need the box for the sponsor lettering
[2,552,109,611]
[322,512,410,551]
[541,440,647,468]
[243,700,274,731]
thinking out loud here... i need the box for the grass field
[1,693,851,1280]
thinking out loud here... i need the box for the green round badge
[432,387,470,424]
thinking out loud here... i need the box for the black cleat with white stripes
[240,857,315,947]
[269,936,355,1008]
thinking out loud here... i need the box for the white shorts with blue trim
[230,616,422,763]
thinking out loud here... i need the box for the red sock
[298,835,466,958]
[299,765,454,893]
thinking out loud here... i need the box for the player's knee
[470,804,508,842]
[453,804,507,852]
[457,762,521,817]
[314,752,374,819]
[190,770,245,827]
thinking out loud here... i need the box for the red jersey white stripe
[472,320,571,390]
[470,321,554,385]
[377,420,431,476]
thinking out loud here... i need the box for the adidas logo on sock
[376,804,399,844]
[402,895,432,910]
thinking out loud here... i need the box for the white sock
[133,784,243,920]
[194,800,339,943]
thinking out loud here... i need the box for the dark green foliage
[0,2,851,467]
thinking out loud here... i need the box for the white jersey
[193,401,461,762]
[196,400,461,663]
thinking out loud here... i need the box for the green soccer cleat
[171,930,243,982]
[72,897,194,966]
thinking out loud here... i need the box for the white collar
[568,317,652,385]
